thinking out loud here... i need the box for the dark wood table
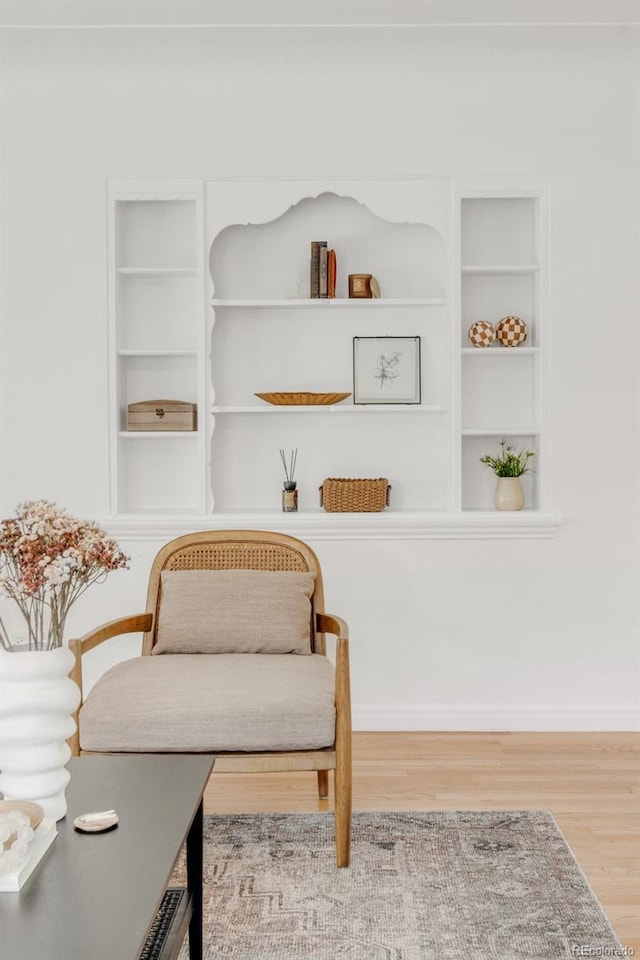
[0,755,215,960]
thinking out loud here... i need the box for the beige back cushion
[153,569,315,655]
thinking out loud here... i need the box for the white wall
[1,18,638,728]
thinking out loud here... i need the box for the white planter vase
[494,476,525,511]
[0,646,80,821]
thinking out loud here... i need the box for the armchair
[69,530,352,866]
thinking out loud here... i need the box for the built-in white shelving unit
[106,176,559,538]
[206,180,451,517]
[457,186,548,514]
[107,180,208,514]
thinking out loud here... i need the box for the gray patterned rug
[175,810,622,960]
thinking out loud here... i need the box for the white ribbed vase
[0,646,80,821]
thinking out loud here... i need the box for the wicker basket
[319,478,390,513]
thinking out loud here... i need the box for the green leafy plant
[480,440,536,478]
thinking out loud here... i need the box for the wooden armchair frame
[69,530,352,867]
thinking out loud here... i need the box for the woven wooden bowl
[255,392,351,405]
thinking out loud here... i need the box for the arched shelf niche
[209,192,447,300]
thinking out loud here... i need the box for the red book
[327,249,337,299]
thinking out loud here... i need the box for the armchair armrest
[315,612,350,685]
[316,611,349,642]
[316,610,351,744]
[67,613,153,757]
[72,613,154,658]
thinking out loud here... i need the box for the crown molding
[2,0,638,28]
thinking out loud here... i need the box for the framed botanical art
[353,336,421,404]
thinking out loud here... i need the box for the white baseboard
[352,704,640,732]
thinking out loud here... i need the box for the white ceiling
[1,0,638,27]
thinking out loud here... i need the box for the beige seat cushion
[153,570,315,655]
[79,653,335,753]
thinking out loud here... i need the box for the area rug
[175,810,622,960]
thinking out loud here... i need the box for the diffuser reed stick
[279,448,298,484]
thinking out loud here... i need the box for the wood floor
[203,731,640,953]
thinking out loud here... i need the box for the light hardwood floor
[204,731,640,953]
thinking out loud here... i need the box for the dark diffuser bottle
[282,480,298,512]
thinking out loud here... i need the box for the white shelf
[117,267,197,277]
[118,350,199,357]
[118,431,199,439]
[102,509,562,542]
[461,265,539,275]
[461,347,539,356]
[212,404,445,414]
[211,297,446,308]
[461,427,540,436]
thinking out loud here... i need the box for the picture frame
[353,336,421,404]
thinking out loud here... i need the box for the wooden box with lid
[127,400,197,432]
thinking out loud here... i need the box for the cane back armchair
[70,530,352,866]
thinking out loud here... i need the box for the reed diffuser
[280,448,298,512]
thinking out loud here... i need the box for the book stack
[0,818,57,891]
[310,242,337,299]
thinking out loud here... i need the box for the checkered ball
[496,315,528,347]
[468,320,497,348]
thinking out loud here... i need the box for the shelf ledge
[212,404,444,414]
[462,428,540,436]
[211,297,446,308]
[118,431,199,439]
[461,347,539,356]
[118,350,198,357]
[101,510,562,542]
[461,265,540,275]
[117,267,197,276]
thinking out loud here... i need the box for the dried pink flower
[0,500,128,651]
